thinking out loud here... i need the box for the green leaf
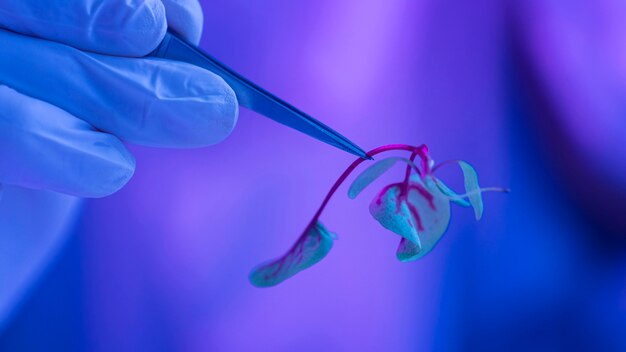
[432,178,471,207]
[249,221,336,287]
[396,238,421,262]
[370,176,451,262]
[369,183,421,245]
[399,176,451,260]
[458,161,483,220]
[348,157,403,199]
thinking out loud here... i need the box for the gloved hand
[0,0,238,198]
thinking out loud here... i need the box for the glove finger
[0,29,238,148]
[0,85,136,198]
[0,0,166,57]
[161,0,204,45]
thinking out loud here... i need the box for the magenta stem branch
[309,144,427,224]
[430,159,462,173]
[402,151,418,195]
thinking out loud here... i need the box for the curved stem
[309,144,426,224]
[431,159,462,174]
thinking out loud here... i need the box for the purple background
[2,0,626,351]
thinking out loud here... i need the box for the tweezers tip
[353,149,373,160]
[351,146,372,160]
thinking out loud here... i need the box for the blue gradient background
[2,0,626,351]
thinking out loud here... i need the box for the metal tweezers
[149,30,369,159]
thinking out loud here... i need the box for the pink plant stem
[309,144,426,224]
[402,151,418,195]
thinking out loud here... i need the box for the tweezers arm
[148,31,368,158]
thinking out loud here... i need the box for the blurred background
[1,0,626,351]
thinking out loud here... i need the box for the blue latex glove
[0,0,238,198]
[0,0,226,332]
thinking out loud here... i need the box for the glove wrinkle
[0,85,135,197]
[0,29,238,148]
[0,0,167,56]
[161,0,203,45]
